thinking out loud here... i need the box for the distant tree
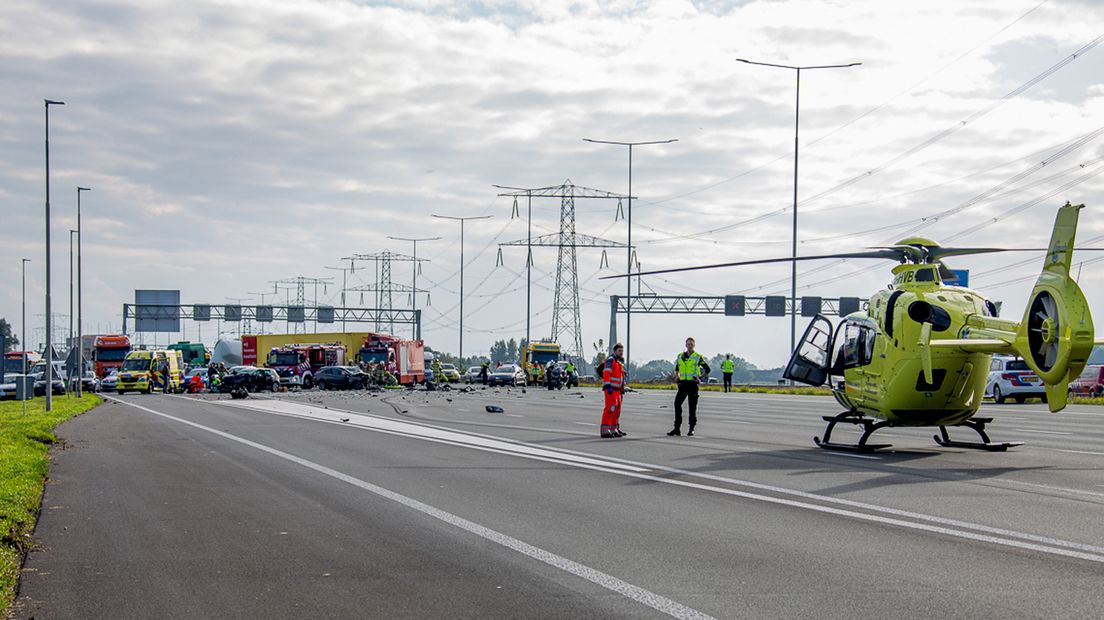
[0,318,17,353]
[505,338,518,362]
[489,339,510,363]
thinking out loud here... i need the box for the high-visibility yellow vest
[676,352,705,381]
[721,359,734,373]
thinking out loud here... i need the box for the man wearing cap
[600,343,627,438]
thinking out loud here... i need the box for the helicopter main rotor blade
[598,249,905,280]
[927,247,1104,260]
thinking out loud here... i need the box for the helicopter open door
[783,315,835,387]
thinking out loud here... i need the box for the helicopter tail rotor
[1013,203,1095,412]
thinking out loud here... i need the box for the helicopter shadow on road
[648,446,1057,498]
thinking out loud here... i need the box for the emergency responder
[480,360,490,386]
[432,358,443,386]
[600,343,626,438]
[565,360,577,388]
[668,337,710,436]
[529,362,539,385]
[721,354,735,393]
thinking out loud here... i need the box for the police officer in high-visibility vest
[668,337,710,436]
[721,354,735,393]
[600,343,627,438]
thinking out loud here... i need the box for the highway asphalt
[13,386,1104,618]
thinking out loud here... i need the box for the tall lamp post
[44,98,65,412]
[736,58,860,358]
[22,258,31,417]
[68,228,77,394]
[430,214,492,362]
[388,235,439,340]
[76,186,90,397]
[582,137,677,370]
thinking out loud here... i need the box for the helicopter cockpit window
[839,321,877,369]
[915,268,936,282]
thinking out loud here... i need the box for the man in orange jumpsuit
[600,343,626,438]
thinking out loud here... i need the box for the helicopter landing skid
[933,417,1023,451]
[814,412,893,453]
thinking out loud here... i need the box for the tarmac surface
[13,385,1104,619]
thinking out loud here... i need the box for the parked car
[488,364,526,387]
[0,376,20,400]
[1069,364,1104,397]
[220,366,280,393]
[464,366,483,384]
[68,369,99,393]
[314,366,369,390]
[100,369,120,392]
[985,355,1045,404]
[438,363,461,382]
[33,372,66,396]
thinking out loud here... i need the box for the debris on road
[485,405,504,413]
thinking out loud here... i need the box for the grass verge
[1,395,101,616]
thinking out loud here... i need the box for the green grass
[1,395,101,615]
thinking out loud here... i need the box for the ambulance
[115,349,186,394]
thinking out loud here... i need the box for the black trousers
[723,372,733,392]
[673,381,699,430]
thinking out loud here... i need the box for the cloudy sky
[2,0,1103,367]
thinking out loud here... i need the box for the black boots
[666,428,680,436]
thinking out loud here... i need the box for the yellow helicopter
[608,203,1102,452]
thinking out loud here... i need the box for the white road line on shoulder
[1011,429,1074,435]
[104,397,712,620]
[152,396,1104,564]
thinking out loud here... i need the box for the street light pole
[22,258,30,417]
[76,186,90,397]
[583,137,677,370]
[68,228,76,395]
[736,58,860,359]
[431,214,492,362]
[389,236,440,340]
[44,98,65,412]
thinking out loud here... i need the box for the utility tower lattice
[346,251,424,333]
[499,180,629,367]
[270,276,333,333]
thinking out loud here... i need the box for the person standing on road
[721,354,735,393]
[432,358,442,386]
[669,337,710,437]
[480,360,490,386]
[600,343,627,438]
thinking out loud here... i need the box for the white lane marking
[220,398,649,473]
[1059,449,1104,457]
[106,397,712,620]
[998,479,1104,499]
[171,396,1104,563]
[574,422,594,426]
[505,414,524,418]
[1011,429,1074,435]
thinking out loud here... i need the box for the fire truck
[265,343,346,389]
[93,335,132,378]
[358,334,425,386]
